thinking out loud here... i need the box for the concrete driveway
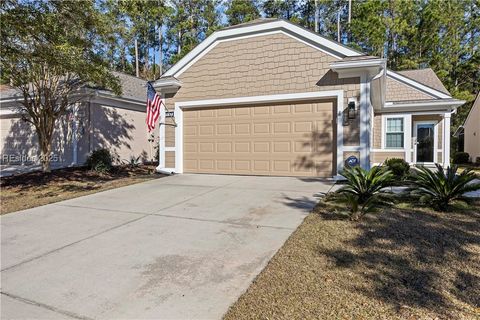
[1,174,334,320]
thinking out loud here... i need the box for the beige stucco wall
[464,98,480,162]
[385,77,433,101]
[0,107,89,167]
[0,102,154,168]
[90,103,155,163]
[165,32,361,150]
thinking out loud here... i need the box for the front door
[416,123,435,162]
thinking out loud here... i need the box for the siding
[165,32,361,148]
[386,77,434,102]
[371,151,405,164]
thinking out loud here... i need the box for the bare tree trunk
[158,24,163,76]
[134,38,139,77]
[314,0,319,33]
[337,11,341,42]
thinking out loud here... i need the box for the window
[386,117,404,148]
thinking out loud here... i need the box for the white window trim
[380,113,412,163]
[156,90,347,176]
[413,120,438,164]
[385,117,405,149]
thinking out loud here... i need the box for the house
[455,93,480,163]
[152,19,464,178]
[0,72,155,174]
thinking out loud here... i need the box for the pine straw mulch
[224,199,480,320]
[1,164,163,215]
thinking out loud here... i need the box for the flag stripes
[146,82,162,132]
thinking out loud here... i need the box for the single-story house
[152,18,464,178]
[454,93,480,163]
[0,72,156,173]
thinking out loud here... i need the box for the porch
[371,112,451,167]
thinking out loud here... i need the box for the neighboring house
[455,93,480,163]
[0,72,156,171]
[153,19,464,178]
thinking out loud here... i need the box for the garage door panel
[183,100,334,177]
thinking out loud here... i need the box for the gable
[163,19,362,78]
[171,32,360,102]
[385,76,436,102]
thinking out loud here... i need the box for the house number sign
[165,111,174,118]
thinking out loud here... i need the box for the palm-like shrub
[409,164,480,210]
[333,166,395,219]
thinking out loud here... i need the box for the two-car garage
[182,100,335,177]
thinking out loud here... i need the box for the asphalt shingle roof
[0,72,146,102]
[396,68,450,95]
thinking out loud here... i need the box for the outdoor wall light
[348,100,356,119]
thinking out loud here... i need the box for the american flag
[146,82,162,132]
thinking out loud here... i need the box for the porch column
[443,112,451,167]
[404,114,412,163]
[156,94,166,171]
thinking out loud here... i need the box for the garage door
[183,100,335,177]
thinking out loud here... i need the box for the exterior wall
[0,107,89,167]
[0,102,153,169]
[372,114,382,149]
[371,113,445,165]
[371,151,405,164]
[385,77,434,102]
[164,33,361,154]
[90,103,154,163]
[464,98,480,162]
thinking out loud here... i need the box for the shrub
[408,164,480,210]
[452,152,470,164]
[122,155,142,168]
[331,166,395,220]
[85,148,113,173]
[384,158,410,180]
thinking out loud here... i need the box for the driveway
[1,174,334,320]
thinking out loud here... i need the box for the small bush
[86,148,113,173]
[330,166,395,220]
[384,158,410,180]
[452,152,470,164]
[408,164,480,210]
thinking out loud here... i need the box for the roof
[0,71,146,102]
[110,72,146,101]
[396,68,450,95]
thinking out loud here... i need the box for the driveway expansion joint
[1,292,93,320]
[1,214,148,272]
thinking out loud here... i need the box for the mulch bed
[1,164,163,214]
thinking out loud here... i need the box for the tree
[225,0,260,26]
[0,0,120,172]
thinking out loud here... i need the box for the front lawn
[224,200,480,319]
[1,165,163,215]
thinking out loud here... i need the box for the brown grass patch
[1,165,163,214]
[224,200,480,320]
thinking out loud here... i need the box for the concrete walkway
[1,174,333,320]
